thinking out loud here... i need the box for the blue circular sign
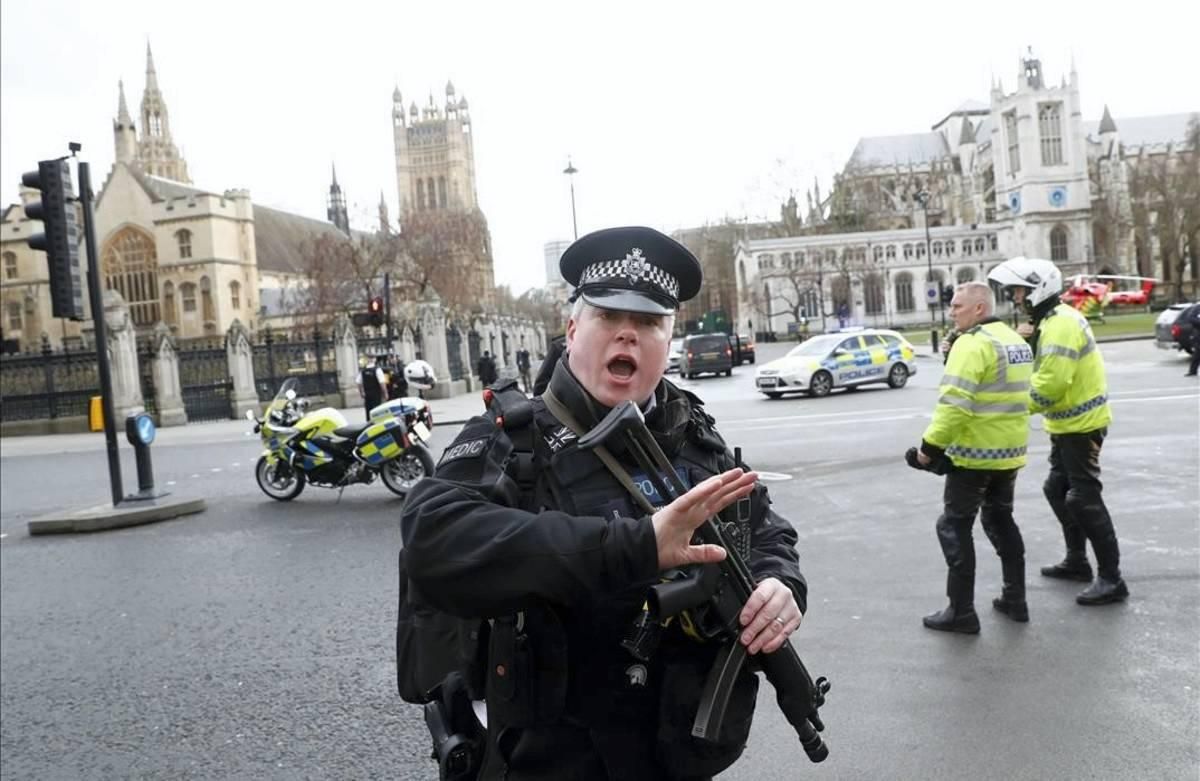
[1008,191,1022,215]
[1048,187,1067,208]
[135,414,156,445]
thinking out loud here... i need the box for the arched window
[200,276,215,321]
[945,239,955,256]
[903,243,913,260]
[3,251,16,280]
[932,241,943,257]
[873,246,883,262]
[163,281,177,325]
[886,245,896,260]
[895,272,915,313]
[781,252,792,266]
[963,240,973,257]
[738,260,747,291]
[102,226,160,326]
[989,234,998,251]
[916,243,926,259]
[825,249,837,265]
[180,282,197,313]
[956,266,976,284]
[416,179,426,211]
[801,287,819,319]
[150,113,162,136]
[1050,225,1069,262]
[863,272,885,315]
[796,252,806,266]
[975,238,985,254]
[230,280,241,309]
[831,275,850,311]
[427,178,437,209]
[438,176,448,208]
[7,300,22,331]
[176,229,192,259]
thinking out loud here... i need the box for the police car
[754,329,918,398]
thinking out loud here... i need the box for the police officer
[401,226,807,780]
[357,354,389,420]
[989,257,1128,605]
[912,282,1032,633]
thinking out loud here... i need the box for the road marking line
[191,474,200,478]
[725,407,926,425]
[729,413,924,432]
[166,480,176,486]
[756,471,793,481]
[0,533,7,539]
[1109,387,1199,397]
[1111,394,1199,404]
[231,462,240,467]
[211,467,222,472]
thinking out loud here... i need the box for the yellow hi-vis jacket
[923,320,1033,470]
[1029,303,1112,434]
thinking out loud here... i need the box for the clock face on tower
[1008,191,1022,215]
[1048,187,1067,208]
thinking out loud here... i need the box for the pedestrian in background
[989,257,1128,606]
[516,345,532,393]
[912,282,1032,633]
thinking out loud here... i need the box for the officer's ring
[773,616,786,627]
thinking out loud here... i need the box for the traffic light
[940,284,954,306]
[368,296,384,327]
[22,159,84,320]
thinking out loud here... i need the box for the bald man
[914,282,1034,633]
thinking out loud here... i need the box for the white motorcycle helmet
[404,359,437,391]
[987,256,1063,307]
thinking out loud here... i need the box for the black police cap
[560,226,702,315]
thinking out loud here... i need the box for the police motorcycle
[247,377,435,501]
[380,359,437,437]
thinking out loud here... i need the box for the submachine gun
[576,401,832,763]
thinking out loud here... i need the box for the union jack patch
[544,426,577,453]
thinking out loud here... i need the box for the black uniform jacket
[400,357,806,780]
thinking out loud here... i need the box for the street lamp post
[563,157,579,241]
[916,189,939,354]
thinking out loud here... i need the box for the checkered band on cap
[578,248,680,300]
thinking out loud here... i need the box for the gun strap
[542,388,657,516]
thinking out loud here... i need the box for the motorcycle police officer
[400,226,807,780]
[988,257,1128,606]
[912,282,1033,633]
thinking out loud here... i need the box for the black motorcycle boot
[1076,577,1129,606]
[923,604,981,634]
[993,559,1028,622]
[1040,556,1093,582]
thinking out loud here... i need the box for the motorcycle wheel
[380,444,436,497]
[255,455,306,501]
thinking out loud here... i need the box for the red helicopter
[1060,274,1159,320]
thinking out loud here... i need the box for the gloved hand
[905,446,954,475]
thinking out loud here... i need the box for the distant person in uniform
[477,350,497,386]
[357,354,389,421]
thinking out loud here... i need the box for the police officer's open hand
[651,468,757,570]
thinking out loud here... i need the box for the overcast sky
[2,0,1197,294]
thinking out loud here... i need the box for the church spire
[117,79,133,125]
[113,80,137,164]
[1099,105,1118,135]
[145,42,159,92]
[378,190,390,234]
[137,40,190,183]
[327,162,350,235]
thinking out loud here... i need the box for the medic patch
[438,436,490,466]
[1005,344,1034,364]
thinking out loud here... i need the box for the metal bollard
[124,412,165,501]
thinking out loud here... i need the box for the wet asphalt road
[1,340,1197,780]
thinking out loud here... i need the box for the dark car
[730,334,756,366]
[679,334,733,378]
[1155,302,1200,354]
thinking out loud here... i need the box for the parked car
[730,334,756,365]
[1155,302,1200,354]
[754,329,918,398]
[679,333,733,378]
[666,338,684,373]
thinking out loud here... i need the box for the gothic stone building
[392,82,497,311]
[736,53,1197,337]
[1,45,355,352]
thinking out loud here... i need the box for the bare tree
[393,210,493,312]
[1128,114,1200,301]
[291,231,396,329]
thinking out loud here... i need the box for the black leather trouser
[1043,428,1121,580]
[936,468,1026,608]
